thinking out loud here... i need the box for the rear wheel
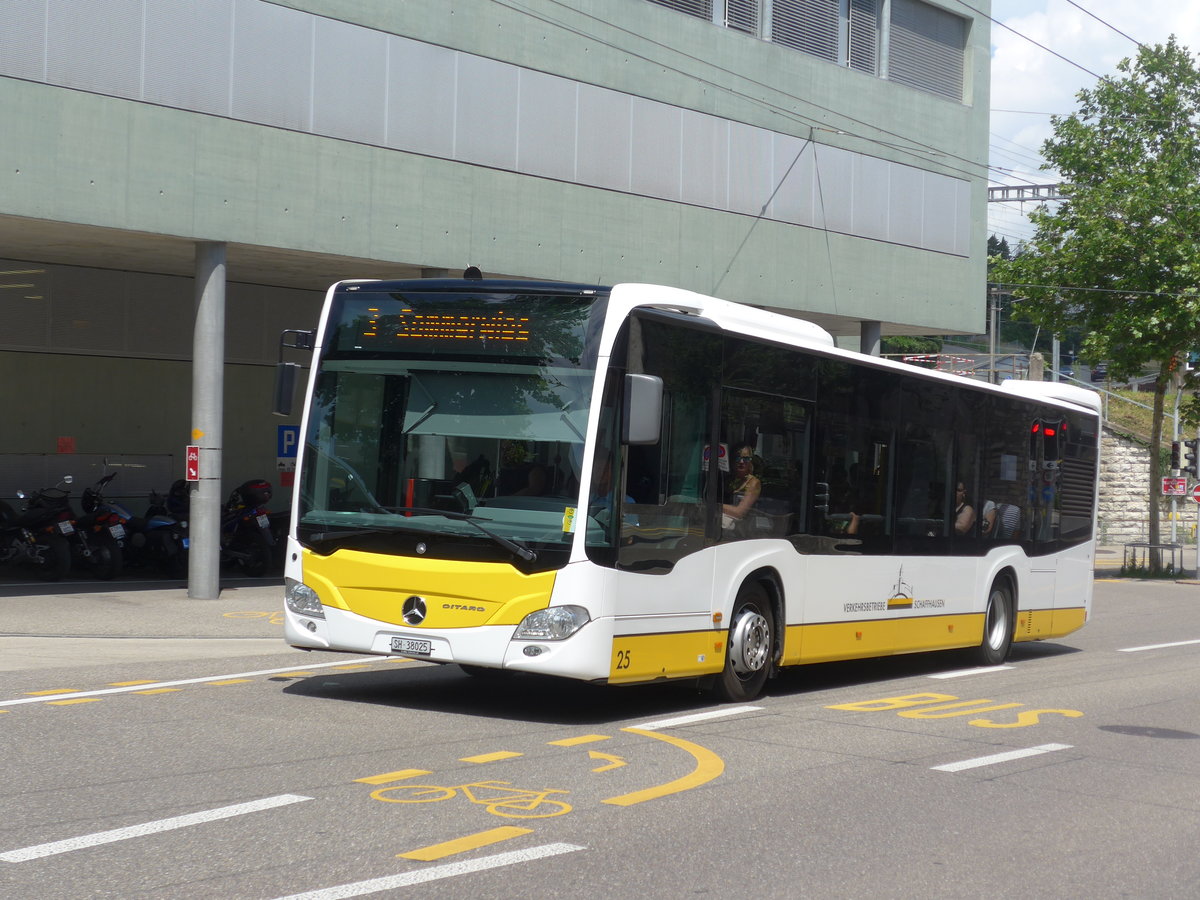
[85,531,123,580]
[33,534,71,581]
[973,579,1014,666]
[238,530,272,577]
[713,581,775,702]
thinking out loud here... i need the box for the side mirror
[622,374,663,445]
[273,362,302,417]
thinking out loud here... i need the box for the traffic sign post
[1193,483,1200,578]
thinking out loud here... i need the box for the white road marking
[928,665,1013,679]
[1,794,312,862]
[271,843,585,899]
[635,706,763,731]
[0,657,385,708]
[1117,638,1200,653]
[931,743,1072,773]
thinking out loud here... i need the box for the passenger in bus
[981,500,1021,538]
[954,482,977,534]
[513,463,547,496]
[722,445,762,531]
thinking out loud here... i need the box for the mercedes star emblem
[402,595,427,625]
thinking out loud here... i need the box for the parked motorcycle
[222,479,275,577]
[28,476,123,580]
[166,478,275,577]
[0,482,74,581]
[81,474,185,577]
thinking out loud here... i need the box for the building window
[888,0,966,101]
[644,0,965,102]
[646,0,713,21]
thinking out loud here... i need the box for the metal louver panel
[772,0,839,62]
[848,0,879,74]
[889,0,966,101]
[646,0,714,21]
[726,0,759,35]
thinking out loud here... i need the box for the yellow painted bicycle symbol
[370,780,572,819]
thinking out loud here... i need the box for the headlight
[514,605,590,641]
[285,578,325,619]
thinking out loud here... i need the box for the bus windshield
[297,284,608,568]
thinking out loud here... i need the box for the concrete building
[0,0,990,512]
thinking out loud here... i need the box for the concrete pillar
[189,242,226,599]
[860,321,881,357]
[1028,352,1044,382]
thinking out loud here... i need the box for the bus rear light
[285,578,325,619]
[514,606,589,641]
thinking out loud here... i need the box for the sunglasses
[736,455,753,462]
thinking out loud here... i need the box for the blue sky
[987,0,1200,246]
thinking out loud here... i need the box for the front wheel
[713,581,775,702]
[972,579,1014,666]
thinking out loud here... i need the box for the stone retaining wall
[1099,428,1189,544]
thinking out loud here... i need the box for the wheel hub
[730,608,770,676]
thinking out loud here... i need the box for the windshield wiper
[309,507,537,562]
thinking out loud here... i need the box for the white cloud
[988,1,1200,243]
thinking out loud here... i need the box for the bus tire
[973,578,1014,666]
[713,581,774,702]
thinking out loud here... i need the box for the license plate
[57,521,74,535]
[391,637,432,656]
[109,524,126,539]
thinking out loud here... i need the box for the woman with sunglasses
[722,444,762,531]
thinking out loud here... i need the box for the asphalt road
[0,577,1198,899]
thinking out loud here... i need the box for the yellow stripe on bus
[610,631,725,683]
[302,548,555,629]
[780,614,982,665]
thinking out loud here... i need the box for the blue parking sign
[278,425,299,458]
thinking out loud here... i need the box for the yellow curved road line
[601,727,724,807]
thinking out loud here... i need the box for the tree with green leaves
[990,37,1200,558]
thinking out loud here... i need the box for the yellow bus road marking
[547,734,611,747]
[0,657,382,709]
[331,664,373,670]
[136,688,183,695]
[602,727,724,807]
[398,826,533,861]
[24,689,79,696]
[0,794,312,863]
[108,680,157,686]
[460,751,522,764]
[932,743,1073,772]
[269,844,584,899]
[48,698,103,706]
[588,752,626,772]
[206,679,252,686]
[355,770,431,785]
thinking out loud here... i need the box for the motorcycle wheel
[148,530,186,578]
[34,534,72,581]
[86,531,123,580]
[239,530,272,578]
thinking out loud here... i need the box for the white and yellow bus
[279,279,1100,701]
